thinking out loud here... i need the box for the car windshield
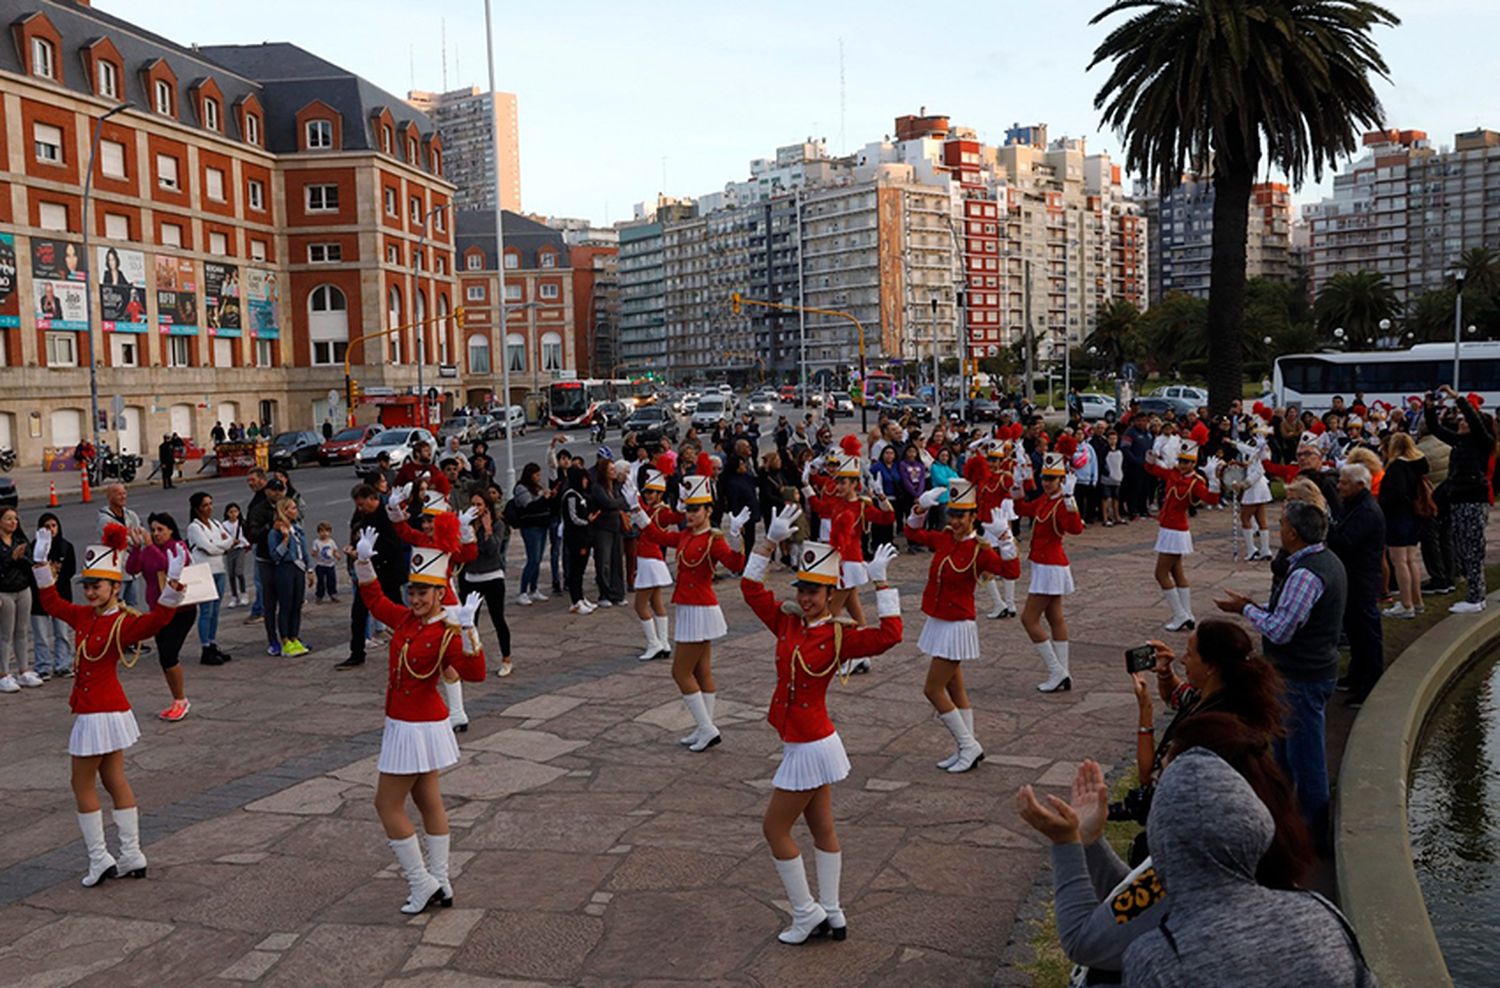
[633,407,664,420]
[698,398,724,411]
[331,428,365,442]
[441,419,467,430]
[369,431,408,447]
[272,433,300,446]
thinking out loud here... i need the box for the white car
[491,404,527,436]
[748,396,775,416]
[1150,385,1209,406]
[692,395,730,430]
[354,427,437,474]
[1076,393,1119,422]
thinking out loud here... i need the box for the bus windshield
[550,383,589,419]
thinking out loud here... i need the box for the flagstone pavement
[1,508,1490,987]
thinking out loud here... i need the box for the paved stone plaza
[1,510,1488,987]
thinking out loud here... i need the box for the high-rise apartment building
[1307,128,1500,304]
[1143,175,1291,302]
[407,86,521,213]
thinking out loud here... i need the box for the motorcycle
[77,442,142,485]
[0,447,14,473]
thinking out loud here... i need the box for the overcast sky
[108,0,1495,223]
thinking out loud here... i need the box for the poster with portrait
[245,268,280,340]
[97,246,149,333]
[0,234,16,329]
[155,255,198,336]
[33,238,88,331]
[205,262,242,337]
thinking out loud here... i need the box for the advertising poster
[155,255,199,336]
[0,233,16,328]
[98,246,148,333]
[245,268,280,340]
[205,262,242,337]
[33,238,88,331]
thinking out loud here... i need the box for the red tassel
[654,453,674,476]
[433,512,461,555]
[102,523,129,552]
[1055,434,1077,457]
[1310,420,1326,435]
[1467,392,1485,408]
[839,434,862,457]
[964,454,989,485]
[695,451,714,477]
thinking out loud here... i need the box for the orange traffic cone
[48,480,58,507]
[80,471,92,504]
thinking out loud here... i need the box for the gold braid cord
[75,609,146,669]
[794,622,849,687]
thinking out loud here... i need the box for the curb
[1335,590,1500,988]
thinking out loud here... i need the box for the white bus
[1272,342,1500,413]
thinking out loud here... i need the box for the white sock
[1178,587,1192,621]
[114,805,144,871]
[703,692,716,720]
[959,707,973,735]
[77,809,114,886]
[773,854,824,937]
[814,848,844,927]
[389,834,438,910]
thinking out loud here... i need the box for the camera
[1125,644,1157,674]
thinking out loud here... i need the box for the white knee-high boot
[1160,587,1182,629]
[1242,526,1259,559]
[77,810,117,887]
[937,707,975,770]
[424,832,453,899]
[1164,587,1192,631]
[1002,579,1017,614]
[814,848,847,938]
[984,580,1005,619]
[939,708,983,773]
[440,678,468,732]
[1177,587,1194,628]
[679,691,720,751]
[389,834,444,914]
[654,614,670,656]
[113,806,147,878]
[1054,641,1072,685]
[1035,640,1069,693]
[637,618,661,661]
[773,855,830,944]
[1258,527,1272,558]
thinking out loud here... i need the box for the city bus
[548,379,596,429]
[1272,342,1500,413]
[861,370,897,404]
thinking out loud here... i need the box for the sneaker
[530,589,549,602]
[597,599,613,608]
[266,644,282,657]
[581,600,598,614]
[36,669,52,682]
[0,675,17,693]
[364,638,384,651]
[517,592,533,606]
[551,584,564,595]
[200,650,226,667]
[496,660,513,678]
[1382,604,1415,619]
[56,667,73,678]
[1422,580,1456,594]
[568,602,583,614]
[158,699,191,722]
[282,640,310,657]
[244,612,263,624]
[1450,600,1487,614]
[17,670,44,688]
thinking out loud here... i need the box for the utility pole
[1023,257,1035,403]
[1454,272,1465,390]
[484,0,516,490]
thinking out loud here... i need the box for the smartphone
[1125,644,1157,674]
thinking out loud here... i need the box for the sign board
[438,364,458,379]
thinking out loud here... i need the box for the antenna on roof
[409,45,415,90]
[838,37,846,154]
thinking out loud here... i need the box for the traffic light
[347,378,362,406]
[455,306,466,325]
[731,292,741,315]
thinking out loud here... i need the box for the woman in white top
[186,492,235,665]
[1231,425,1274,561]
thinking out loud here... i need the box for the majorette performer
[1231,416,1275,561]
[971,431,1028,619]
[632,453,750,752]
[352,526,486,914]
[31,523,187,887]
[741,506,903,945]
[1015,452,1085,692]
[625,455,681,662]
[1144,439,1221,631]
[803,436,894,663]
[904,476,1013,772]
[387,485,481,732]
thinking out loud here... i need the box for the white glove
[1062,473,1077,496]
[726,507,751,540]
[631,506,651,529]
[31,528,52,566]
[621,473,638,503]
[997,498,1017,527]
[866,542,898,583]
[386,483,412,522]
[165,544,187,582]
[980,508,1008,545]
[455,591,483,630]
[355,526,380,561]
[801,461,814,485]
[459,505,480,527]
[1204,456,1223,493]
[917,487,944,511]
[766,504,801,543]
[1064,495,1079,516]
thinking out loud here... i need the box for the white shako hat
[833,451,863,478]
[1298,430,1322,450]
[408,547,451,588]
[795,541,842,587]
[80,543,125,582]
[642,468,667,492]
[681,474,715,506]
[947,477,979,510]
[1041,452,1067,477]
[1176,439,1200,463]
[421,490,451,516]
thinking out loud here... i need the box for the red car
[318,425,383,465]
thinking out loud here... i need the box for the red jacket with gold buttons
[360,579,486,722]
[1145,462,1220,531]
[638,524,744,605]
[902,527,1006,621]
[1014,494,1085,566]
[38,585,176,714]
[633,503,683,562]
[806,494,893,564]
[741,571,902,743]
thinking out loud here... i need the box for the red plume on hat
[1008,423,1025,441]
[101,523,129,552]
[695,451,714,477]
[1310,420,1326,435]
[1055,434,1078,458]
[839,434,862,457]
[432,512,460,556]
[1258,404,1274,422]
[1467,392,1485,408]
[964,452,989,485]
[653,453,674,476]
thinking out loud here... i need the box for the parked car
[748,394,776,417]
[943,398,1002,422]
[487,405,527,437]
[267,430,323,470]
[0,475,15,510]
[622,404,680,445]
[354,427,438,475]
[1134,396,1197,419]
[692,395,730,430]
[1149,385,1209,406]
[879,394,933,422]
[437,416,482,446]
[318,424,383,465]
[1075,393,1119,422]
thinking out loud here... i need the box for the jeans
[1343,595,1384,698]
[548,522,563,590]
[196,572,226,649]
[520,526,547,595]
[1273,676,1336,847]
[249,556,267,618]
[225,547,251,599]
[315,565,337,601]
[0,588,34,676]
[272,564,307,644]
[31,613,73,674]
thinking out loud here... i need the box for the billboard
[245,268,279,340]
[98,246,148,333]
[0,234,16,328]
[155,255,198,336]
[205,262,242,337]
[33,238,88,331]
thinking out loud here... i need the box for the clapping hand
[355,526,380,561]
[386,483,412,520]
[31,527,52,565]
[1070,760,1110,846]
[726,507,752,540]
[165,544,187,582]
[766,504,801,544]
[1015,784,1082,846]
[866,542,898,583]
[455,591,483,629]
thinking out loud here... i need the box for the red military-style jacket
[902,526,1006,621]
[38,584,176,715]
[741,569,902,743]
[394,518,479,604]
[359,579,486,723]
[1144,462,1220,532]
[633,502,684,562]
[806,494,893,564]
[638,523,745,605]
[1014,493,1085,566]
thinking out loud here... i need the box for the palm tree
[1090,0,1399,412]
[1449,246,1500,297]
[1315,270,1399,345]
[1084,299,1141,371]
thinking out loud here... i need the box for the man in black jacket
[157,435,176,489]
[1328,464,1386,705]
[336,483,405,670]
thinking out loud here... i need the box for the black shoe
[1345,693,1368,709]
[200,650,226,666]
[335,656,365,671]
[216,648,232,662]
[1336,676,1352,692]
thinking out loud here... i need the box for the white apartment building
[407,86,521,213]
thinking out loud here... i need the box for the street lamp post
[83,101,132,451]
[928,296,941,422]
[1453,273,1465,390]
[484,0,517,490]
[414,202,452,432]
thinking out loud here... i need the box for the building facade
[406,86,521,214]
[569,244,618,378]
[1144,175,1291,303]
[0,0,461,463]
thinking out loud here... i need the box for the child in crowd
[779,485,812,570]
[312,521,340,603]
[223,503,251,607]
[1102,431,1124,527]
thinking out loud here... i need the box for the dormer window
[540,252,556,269]
[154,80,173,116]
[382,126,393,154]
[407,137,418,163]
[96,60,119,98]
[245,113,261,146]
[31,37,55,80]
[306,119,333,150]
[431,149,442,175]
[203,98,220,132]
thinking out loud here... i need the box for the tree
[1090,0,1399,413]
[1137,292,1208,373]
[1315,270,1399,345]
[1084,299,1141,371]
[1450,246,1500,298]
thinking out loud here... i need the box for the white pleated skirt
[839,561,869,590]
[673,603,727,643]
[633,557,673,590]
[1154,528,1194,555]
[378,717,461,775]
[918,616,982,661]
[1242,478,1272,505]
[1029,563,1075,596]
[772,731,851,791]
[70,710,140,757]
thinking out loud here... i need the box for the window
[387,287,403,363]
[540,253,556,269]
[31,37,54,79]
[203,98,220,132]
[432,150,442,175]
[468,334,490,374]
[245,113,261,146]
[466,254,482,271]
[104,213,129,240]
[436,257,447,275]
[308,243,342,263]
[209,232,228,255]
[506,333,526,372]
[157,154,179,190]
[407,137,418,163]
[305,119,332,150]
[306,184,339,212]
[255,339,273,367]
[310,285,347,312]
[540,283,559,300]
[46,332,77,367]
[385,245,399,264]
[381,126,393,154]
[213,338,233,368]
[541,332,563,372]
[247,178,265,211]
[466,285,485,301]
[167,336,190,368]
[161,223,182,247]
[504,283,521,301]
[205,167,225,201]
[434,210,446,232]
[154,80,173,116]
[384,188,397,216]
[100,139,125,179]
[110,334,138,367]
[249,239,267,262]
[33,123,63,164]
[410,197,423,223]
[38,202,68,232]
